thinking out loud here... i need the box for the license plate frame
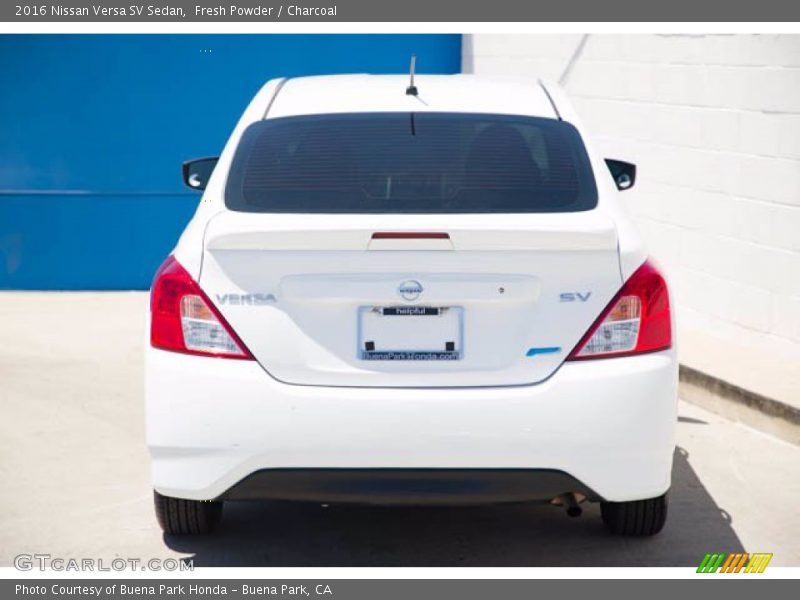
[357,305,464,361]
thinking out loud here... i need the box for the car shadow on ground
[164,446,744,566]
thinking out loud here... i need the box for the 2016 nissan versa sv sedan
[146,74,677,537]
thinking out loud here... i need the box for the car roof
[264,74,559,120]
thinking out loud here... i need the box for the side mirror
[605,159,636,191]
[182,156,218,191]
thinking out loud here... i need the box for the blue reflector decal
[526,347,561,357]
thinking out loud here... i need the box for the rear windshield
[225,112,597,213]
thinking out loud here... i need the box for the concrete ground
[1,292,798,567]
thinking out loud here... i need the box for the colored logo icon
[697,553,773,573]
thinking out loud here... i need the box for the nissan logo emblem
[398,280,423,301]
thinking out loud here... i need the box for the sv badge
[560,292,592,302]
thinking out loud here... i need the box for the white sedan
[146,74,677,536]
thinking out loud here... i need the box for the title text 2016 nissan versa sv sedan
[146,74,677,537]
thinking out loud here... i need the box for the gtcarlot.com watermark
[14,553,192,571]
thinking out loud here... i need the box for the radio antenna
[405,54,418,96]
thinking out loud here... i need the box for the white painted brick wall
[464,34,800,407]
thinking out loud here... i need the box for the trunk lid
[200,211,621,387]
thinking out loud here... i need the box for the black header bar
[4,0,800,22]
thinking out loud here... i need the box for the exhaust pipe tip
[551,492,584,517]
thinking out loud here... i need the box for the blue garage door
[0,34,461,289]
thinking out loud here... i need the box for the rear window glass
[225,112,597,213]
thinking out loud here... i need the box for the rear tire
[153,490,223,535]
[600,493,668,536]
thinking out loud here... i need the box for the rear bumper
[146,348,677,503]
[221,468,601,505]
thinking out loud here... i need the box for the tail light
[567,260,671,360]
[150,256,253,359]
